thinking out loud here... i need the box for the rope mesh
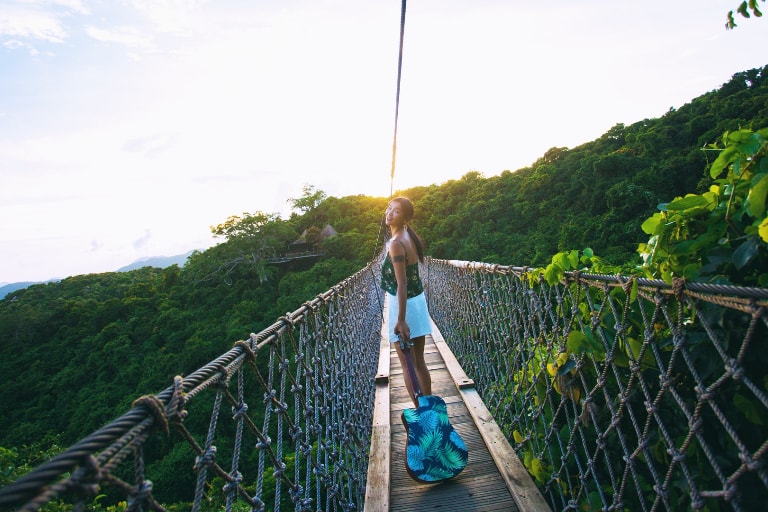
[424,258,768,512]
[0,262,384,512]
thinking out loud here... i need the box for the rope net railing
[424,258,768,512]
[0,261,384,512]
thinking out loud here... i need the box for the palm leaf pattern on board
[402,395,468,482]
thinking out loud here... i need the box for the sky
[0,0,765,284]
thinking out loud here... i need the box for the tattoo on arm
[392,255,406,263]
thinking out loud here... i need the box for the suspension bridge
[1,257,767,511]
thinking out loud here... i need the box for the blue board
[399,337,468,482]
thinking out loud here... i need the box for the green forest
[1,64,767,509]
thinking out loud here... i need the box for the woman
[380,196,432,408]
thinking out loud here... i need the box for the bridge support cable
[389,0,407,199]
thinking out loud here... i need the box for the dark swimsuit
[380,252,424,297]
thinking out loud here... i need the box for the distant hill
[115,250,195,272]
[0,281,55,299]
[0,250,196,299]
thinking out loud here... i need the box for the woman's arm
[389,240,410,340]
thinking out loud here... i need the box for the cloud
[85,25,154,49]
[129,0,208,35]
[133,229,152,250]
[0,5,67,43]
[122,132,179,158]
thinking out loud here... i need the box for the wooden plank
[374,311,391,383]
[364,381,391,512]
[363,309,392,512]
[431,330,475,389]
[431,322,551,512]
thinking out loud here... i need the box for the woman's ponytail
[406,225,425,262]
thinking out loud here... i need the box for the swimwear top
[380,251,424,298]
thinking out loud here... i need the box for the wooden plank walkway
[365,309,551,512]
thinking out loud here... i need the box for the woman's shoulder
[389,236,417,262]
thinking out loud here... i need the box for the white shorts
[387,292,432,343]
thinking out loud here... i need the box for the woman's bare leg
[411,336,431,397]
[395,336,432,408]
[395,343,419,408]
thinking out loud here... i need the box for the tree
[288,184,327,214]
[201,211,298,283]
[210,211,281,241]
[726,0,765,29]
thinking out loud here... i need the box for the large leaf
[747,172,768,218]
[759,217,768,243]
[710,146,738,179]
[734,393,765,426]
[727,129,761,153]
[732,237,759,270]
[666,194,710,211]
[567,250,579,269]
[641,214,663,235]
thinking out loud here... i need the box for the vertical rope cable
[390,0,407,198]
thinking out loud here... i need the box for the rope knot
[222,471,243,493]
[725,358,744,380]
[272,461,286,478]
[69,454,103,500]
[131,394,169,434]
[234,339,257,361]
[256,435,272,450]
[622,276,635,296]
[739,451,762,471]
[695,385,713,402]
[232,401,248,419]
[667,447,686,463]
[280,313,295,329]
[126,479,153,511]
[194,446,217,471]
[672,277,685,301]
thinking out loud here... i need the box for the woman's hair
[391,196,425,262]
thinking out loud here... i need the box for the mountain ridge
[0,250,196,299]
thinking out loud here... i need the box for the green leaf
[544,264,563,285]
[567,327,603,357]
[734,393,765,426]
[567,250,579,269]
[582,247,594,259]
[747,173,768,218]
[759,217,768,243]
[667,194,710,211]
[553,251,569,269]
[732,237,759,270]
[641,214,662,235]
[566,330,589,355]
[710,146,738,179]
